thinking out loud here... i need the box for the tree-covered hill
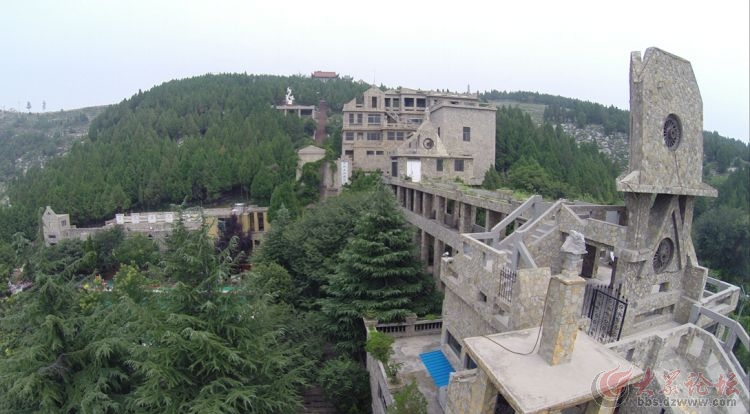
[0,106,107,198]
[0,74,368,239]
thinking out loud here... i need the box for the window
[465,355,477,370]
[366,132,382,141]
[348,113,354,124]
[455,159,464,171]
[463,126,471,141]
[404,97,414,107]
[387,131,396,140]
[416,98,426,108]
[392,99,400,108]
[409,118,422,126]
[371,96,378,108]
[478,291,487,303]
[437,127,440,137]
[356,96,364,106]
[366,150,375,155]
[356,113,363,124]
[436,159,443,171]
[345,150,353,157]
[367,113,381,125]
[385,98,391,107]
[447,330,462,356]
[61,220,67,226]
[396,131,405,140]
[345,132,354,141]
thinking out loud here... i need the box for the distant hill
[0,106,106,199]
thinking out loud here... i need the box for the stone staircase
[300,386,337,414]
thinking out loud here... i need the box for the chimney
[538,274,586,365]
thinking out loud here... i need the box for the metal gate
[582,284,628,344]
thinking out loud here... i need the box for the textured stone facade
[341,87,495,184]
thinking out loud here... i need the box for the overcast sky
[2,0,748,141]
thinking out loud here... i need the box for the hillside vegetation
[0,106,107,197]
[0,74,368,239]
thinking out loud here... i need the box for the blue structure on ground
[419,349,455,387]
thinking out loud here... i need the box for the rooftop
[391,334,444,414]
[464,328,644,413]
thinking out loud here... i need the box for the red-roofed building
[311,71,338,81]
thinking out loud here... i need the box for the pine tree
[320,185,434,352]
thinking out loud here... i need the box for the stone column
[422,192,433,218]
[436,196,446,225]
[538,273,586,365]
[405,188,413,211]
[420,230,429,263]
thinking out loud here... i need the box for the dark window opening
[416,98,426,108]
[436,159,443,172]
[447,330,461,356]
[404,97,414,107]
[465,355,477,369]
[371,96,378,108]
[455,159,464,172]
[463,126,471,141]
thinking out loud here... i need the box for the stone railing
[372,316,443,339]
[689,305,750,390]
[701,277,740,314]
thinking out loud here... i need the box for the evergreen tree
[319,185,435,353]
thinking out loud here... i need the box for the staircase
[300,386,337,414]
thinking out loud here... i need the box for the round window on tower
[423,138,434,150]
[653,238,674,273]
[663,114,682,151]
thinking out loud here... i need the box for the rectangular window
[345,132,354,141]
[396,132,405,140]
[416,98,426,108]
[345,150,353,157]
[478,291,487,303]
[404,97,414,107]
[366,132,382,140]
[465,355,477,370]
[455,159,464,172]
[367,113,381,125]
[366,150,375,155]
[409,118,422,126]
[385,98,391,107]
[356,96,364,107]
[387,131,396,140]
[371,96,378,108]
[447,330,462,357]
[437,127,440,137]
[463,126,471,141]
[61,220,67,226]
[375,150,384,155]
[392,98,400,108]
[436,159,443,172]
[348,113,354,125]
[356,113,363,124]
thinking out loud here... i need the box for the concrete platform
[392,334,444,414]
[464,329,644,413]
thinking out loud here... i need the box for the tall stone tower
[615,48,717,335]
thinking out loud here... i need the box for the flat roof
[464,329,643,413]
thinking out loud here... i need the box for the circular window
[663,114,682,150]
[423,138,434,150]
[653,238,674,273]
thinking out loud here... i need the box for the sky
[2,0,748,141]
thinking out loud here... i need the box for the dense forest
[0,175,437,413]
[481,90,630,134]
[0,74,368,241]
[483,105,621,204]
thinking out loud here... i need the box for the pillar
[538,274,586,365]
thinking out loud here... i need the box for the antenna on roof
[467,84,471,94]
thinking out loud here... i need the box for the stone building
[341,87,496,185]
[367,48,748,414]
[41,204,269,247]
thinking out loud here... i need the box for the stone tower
[615,48,717,335]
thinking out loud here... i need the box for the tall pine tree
[320,185,436,353]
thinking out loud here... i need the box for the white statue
[285,87,295,105]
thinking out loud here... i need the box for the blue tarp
[419,349,454,387]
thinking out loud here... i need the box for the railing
[689,305,749,390]
[498,266,517,303]
[374,318,443,338]
[701,277,740,312]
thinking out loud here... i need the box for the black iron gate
[581,284,628,344]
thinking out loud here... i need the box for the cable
[482,277,554,356]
